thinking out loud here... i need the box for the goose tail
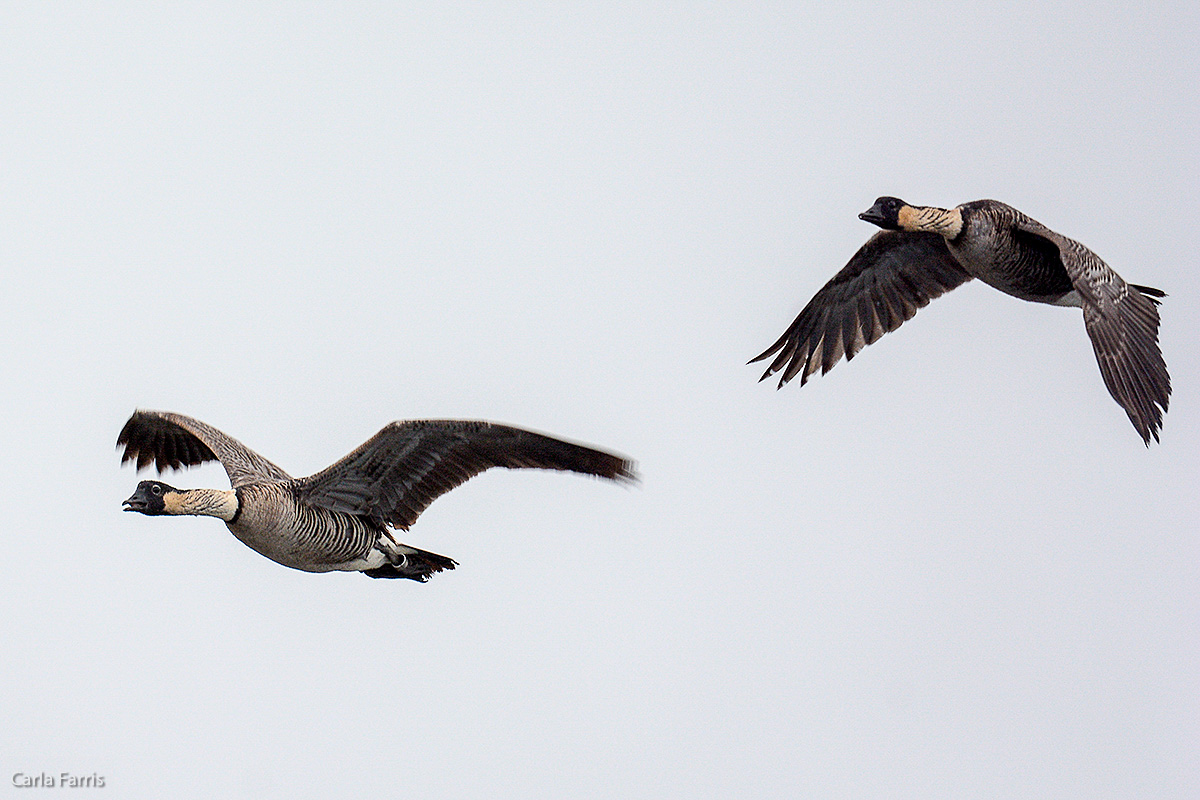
[362,546,458,581]
[1130,284,1166,304]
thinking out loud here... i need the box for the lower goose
[119,410,637,580]
[750,197,1171,444]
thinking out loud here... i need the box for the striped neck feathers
[897,204,963,238]
[163,488,239,522]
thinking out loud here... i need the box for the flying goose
[119,410,637,580]
[750,197,1171,443]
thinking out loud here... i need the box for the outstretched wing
[294,420,638,530]
[750,230,973,387]
[1013,219,1170,444]
[116,410,293,487]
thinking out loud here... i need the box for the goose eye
[151,484,163,496]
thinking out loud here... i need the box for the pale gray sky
[1,2,1197,798]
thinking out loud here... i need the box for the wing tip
[609,457,641,486]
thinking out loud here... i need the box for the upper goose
[118,410,637,581]
[750,197,1171,444]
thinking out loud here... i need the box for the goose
[118,410,637,580]
[750,197,1171,444]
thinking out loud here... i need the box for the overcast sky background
[1,2,1197,798]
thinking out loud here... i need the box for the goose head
[859,196,909,230]
[123,480,179,516]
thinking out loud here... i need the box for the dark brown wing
[1013,218,1170,444]
[750,230,973,387]
[116,410,293,487]
[293,420,638,530]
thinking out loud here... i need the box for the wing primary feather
[295,420,637,531]
[753,230,970,387]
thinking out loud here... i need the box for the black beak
[858,201,889,226]
[123,488,149,513]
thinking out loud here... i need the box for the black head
[859,196,907,230]
[123,480,178,515]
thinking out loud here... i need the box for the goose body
[119,410,637,580]
[751,197,1171,443]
